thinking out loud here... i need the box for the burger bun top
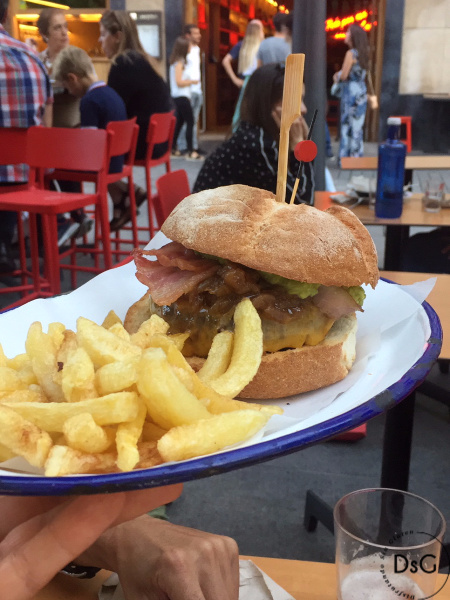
[161,185,379,288]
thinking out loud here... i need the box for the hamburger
[125,185,379,399]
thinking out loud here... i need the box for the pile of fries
[0,299,282,477]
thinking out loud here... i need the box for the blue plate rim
[0,279,442,496]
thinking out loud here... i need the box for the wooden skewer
[275,53,305,204]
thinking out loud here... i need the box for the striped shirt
[0,25,53,182]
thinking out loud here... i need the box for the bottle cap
[387,117,401,126]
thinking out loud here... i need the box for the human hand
[83,514,240,600]
[333,71,340,83]
[0,486,181,600]
[234,78,244,88]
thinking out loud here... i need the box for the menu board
[134,11,162,60]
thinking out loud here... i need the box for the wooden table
[35,556,450,599]
[341,155,450,170]
[315,192,450,270]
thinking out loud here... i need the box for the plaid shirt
[0,26,53,182]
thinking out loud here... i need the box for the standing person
[169,36,203,160]
[177,24,204,156]
[333,23,369,162]
[99,10,174,230]
[256,12,291,67]
[0,0,53,271]
[221,20,264,132]
[194,63,314,204]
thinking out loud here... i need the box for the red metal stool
[391,116,412,153]
[0,127,51,311]
[133,111,176,239]
[0,127,111,297]
[49,118,140,265]
[154,169,191,225]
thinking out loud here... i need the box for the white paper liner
[98,559,295,600]
[0,231,437,477]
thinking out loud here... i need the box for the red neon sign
[326,9,374,33]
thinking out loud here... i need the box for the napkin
[98,559,295,600]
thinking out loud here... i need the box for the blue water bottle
[375,117,407,218]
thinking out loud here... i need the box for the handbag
[367,71,378,110]
[331,80,342,98]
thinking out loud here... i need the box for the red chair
[0,127,51,310]
[49,118,140,264]
[133,112,176,238]
[155,169,191,225]
[0,126,111,297]
[391,116,412,153]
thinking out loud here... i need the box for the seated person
[193,63,314,204]
[400,228,450,274]
[52,46,133,231]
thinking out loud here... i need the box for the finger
[0,494,125,600]
[0,496,64,539]
[0,486,180,600]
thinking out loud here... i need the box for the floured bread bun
[126,184,378,398]
[162,184,378,289]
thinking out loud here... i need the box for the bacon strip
[133,247,219,306]
[144,241,216,272]
[312,286,363,320]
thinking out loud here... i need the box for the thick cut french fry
[95,356,139,395]
[138,348,211,430]
[197,331,234,383]
[45,445,116,476]
[61,347,97,403]
[47,322,66,349]
[116,401,146,471]
[0,442,15,462]
[0,388,47,403]
[77,317,141,367]
[0,405,52,467]
[0,344,7,367]
[7,353,30,370]
[141,420,168,442]
[136,440,163,469]
[158,409,269,462]
[102,310,122,329]
[0,367,27,393]
[148,336,282,417]
[207,299,263,397]
[25,322,65,402]
[108,323,131,341]
[3,392,140,432]
[168,333,190,351]
[63,413,115,454]
[130,314,170,349]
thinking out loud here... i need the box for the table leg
[384,225,410,271]
[381,391,415,491]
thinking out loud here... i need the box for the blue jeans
[178,92,203,152]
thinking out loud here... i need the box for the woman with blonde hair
[169,36,202,160]
[221,20,264,131]
[99,10,173,230]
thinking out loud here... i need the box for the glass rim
[333,487,446,551]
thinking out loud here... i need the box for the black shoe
[194,147,207,156]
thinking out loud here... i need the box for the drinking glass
[334,488,446,600]
[422,178,445,213]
